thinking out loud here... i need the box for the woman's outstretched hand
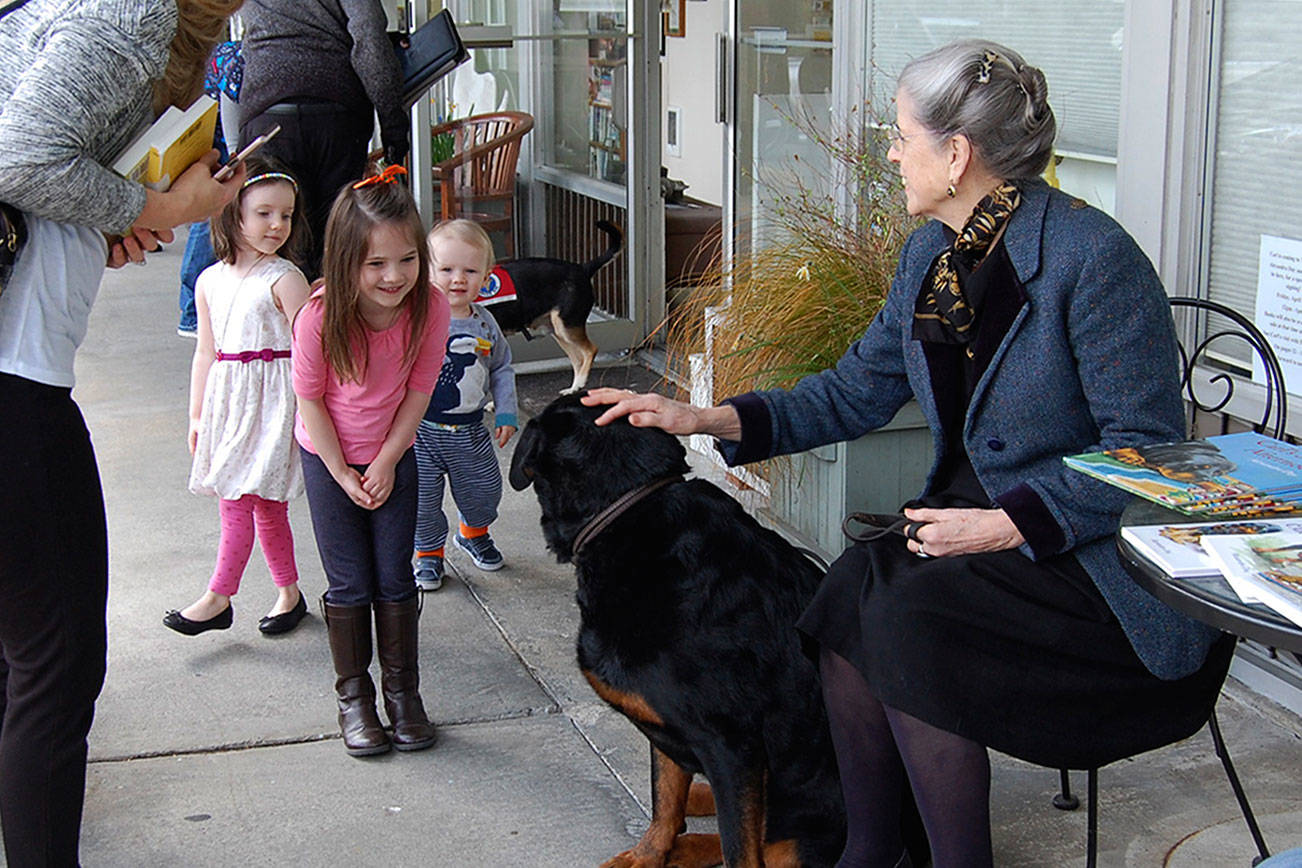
[582,388,742,440]
[902,506,1025,558]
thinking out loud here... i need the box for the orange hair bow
[352,164,408,189]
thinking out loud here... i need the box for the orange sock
[459,523,489,539]
[416,547,444,559]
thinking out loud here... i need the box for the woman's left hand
[105,226,174,268]
[902,507,1025,558]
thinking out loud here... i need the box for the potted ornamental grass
[666,106,928,555]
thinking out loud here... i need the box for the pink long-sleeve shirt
[292,291,450,465]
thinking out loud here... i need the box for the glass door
[416,0,660,364]
[724,1,836,257]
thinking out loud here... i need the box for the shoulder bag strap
[1,0,31,18]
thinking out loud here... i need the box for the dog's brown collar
[571,474,684,555]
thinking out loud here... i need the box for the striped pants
[413,421,501,551]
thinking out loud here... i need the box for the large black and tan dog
[488,221,621,394]
[509,393,845,867]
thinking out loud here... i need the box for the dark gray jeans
[300,447,419,606]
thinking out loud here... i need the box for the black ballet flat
[163,604,233,636]
[258,593,308,635]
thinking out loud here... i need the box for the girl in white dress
[164,160,312,636]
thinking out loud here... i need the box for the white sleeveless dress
[189,257,304,501]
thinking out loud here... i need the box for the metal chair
[1052,296,1286,867]
[430,110,533,257]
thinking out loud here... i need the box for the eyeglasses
[888,123,917,148]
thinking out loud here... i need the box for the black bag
[389,10,470,111]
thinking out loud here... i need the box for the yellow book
[112,97,218,192]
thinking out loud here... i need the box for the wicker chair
[430,111,533,256]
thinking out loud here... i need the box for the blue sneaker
[413,555,444,591]
[454,533,504,571]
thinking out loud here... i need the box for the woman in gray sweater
[0,2,243,864]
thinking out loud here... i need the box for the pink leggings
[209,495,299,597]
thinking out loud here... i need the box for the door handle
[715,32,729,124]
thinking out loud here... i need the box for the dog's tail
[583,220,623,278]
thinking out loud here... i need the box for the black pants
[0,373,109,867]
[241,103,373,281]
[300,447,419,606]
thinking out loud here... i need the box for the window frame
[1115,0,1302,433]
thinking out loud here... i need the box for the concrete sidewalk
[7,236,1301,866]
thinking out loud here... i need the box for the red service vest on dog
[478,267,517,307]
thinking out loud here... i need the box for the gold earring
[946,183,957,198]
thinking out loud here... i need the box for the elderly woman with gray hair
[587,39,1233,867]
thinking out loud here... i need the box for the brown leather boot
[374,596,437,751]
[323,600,391,757]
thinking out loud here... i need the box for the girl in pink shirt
[292,167,450,757]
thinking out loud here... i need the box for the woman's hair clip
[353,164,408,189]
[976,50,998,84]
[243,171,298,192]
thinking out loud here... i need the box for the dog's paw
[599,849,667,868]
[665,833,723,868]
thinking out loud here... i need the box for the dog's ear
[509,421,545,490]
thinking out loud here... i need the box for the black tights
[820,647,993,868]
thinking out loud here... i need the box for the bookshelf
[587,47,625,183]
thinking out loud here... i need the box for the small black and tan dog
[488,221,621,394]
[509,392,846,867]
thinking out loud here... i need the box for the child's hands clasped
[333,466,378,509]
[360,456,398,508]
[495,425,516,448]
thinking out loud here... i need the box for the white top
[0,215,108,388]
[189,257,304,501]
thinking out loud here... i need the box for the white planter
[687,302,931,559]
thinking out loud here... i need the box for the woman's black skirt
[796,535,1235,769]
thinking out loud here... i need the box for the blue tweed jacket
[719,181,1221,681]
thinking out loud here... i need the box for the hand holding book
[133,150,244,236]
[106,151,244,266]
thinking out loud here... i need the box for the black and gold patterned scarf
[913,182,1021,345]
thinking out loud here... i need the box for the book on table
[112,96,218,191]
[1200,532,1302,626]
[1063,431,1302,517]
[1121,517,1302,578]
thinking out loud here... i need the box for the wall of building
[660,0,727,206]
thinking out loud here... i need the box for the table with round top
[1118,498,1302,866]
[1117,499,1302,655]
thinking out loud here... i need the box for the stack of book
[1122,519,1302,627]
[1064,431,1302,517]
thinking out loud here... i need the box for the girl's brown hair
[153,0,245,115]
[428,219,496,274]
[319,181,431,384]
[210,157,310,267]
